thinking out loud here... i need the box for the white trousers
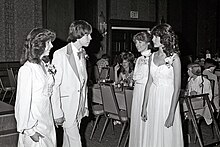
[62,122,82,147]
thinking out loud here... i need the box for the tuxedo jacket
[51,43,88,128]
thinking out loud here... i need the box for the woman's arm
[141,73,153,121]
[165,54,181,128]
[15,66,36,136]
[141,55,152,121]
[114,63,120,83]
[203,79,213,100]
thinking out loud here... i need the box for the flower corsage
[46,64,57,75]
[164,56,174,68]
[138,57,148,65]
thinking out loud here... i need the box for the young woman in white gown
[15,28,57,147]
[129,31,152,147]
[141,23,184,147]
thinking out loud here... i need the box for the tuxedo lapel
[66,43,80,80]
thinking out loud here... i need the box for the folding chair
[99,83,129,147]
[7,68,17,104]
[89,94,105,140]
[183,93,220,147]
[99,67,110,81]
[0,78,16,104]
[123,88,133,147]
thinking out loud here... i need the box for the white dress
[129,50,151,147]
[143,53,184,147]
[15,61,56,147]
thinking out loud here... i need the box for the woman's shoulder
[19,62,34,74]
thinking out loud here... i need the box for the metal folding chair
[0,78,16,104]
[183,93,220,147]
[7,68,17,104]
[99,83,129,147]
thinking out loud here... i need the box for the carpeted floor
[55,115,220,147]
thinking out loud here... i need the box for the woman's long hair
[151,23,180,57]
[20,28,56,65]
[121,52,135,74]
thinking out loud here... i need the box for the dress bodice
[133,56,150,84]
[150,53,174,86]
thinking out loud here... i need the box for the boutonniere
[78,48,89,60]
[46,64,57,75]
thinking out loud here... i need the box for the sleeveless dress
[142,53,184,147]
[129,50,151,147]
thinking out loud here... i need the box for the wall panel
[0,0,42,62]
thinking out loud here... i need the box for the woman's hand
[30,132,44,142]
[114,63,120,71]
[165,112,174,128]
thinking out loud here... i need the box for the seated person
[203,58,219,111]
[96,54,110,73]
[115,52,134,86]
[186,63,213,125]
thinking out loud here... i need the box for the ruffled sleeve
[15,64,37,136]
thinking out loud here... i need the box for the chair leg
[9,90,15,104]
[194,118,203,144]
[90,115,101,140]
[117,122,127,147]
[2,91,8,102]
[111,119,115,135]
[99,117,109,142]
[123,130,129,147]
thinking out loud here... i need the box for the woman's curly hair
[20,28,56,65]
[67,20,92,43]
[121,52,135,74]
[151,23,180,57]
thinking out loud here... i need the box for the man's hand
[141,107,147,122]
[30,132,44,142]
[55,117,65,127]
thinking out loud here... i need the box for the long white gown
[129,50,150,147]
[15,61,56,147]
[143,53,184,147]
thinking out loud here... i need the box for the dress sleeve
[15,65,36,136]
[51,51,64,119]
[204,79,213,100]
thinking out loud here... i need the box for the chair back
[7,68,16,88]
[109,66,115,82]
[94,65,100,82]
[124,88,133,118]
[100,83,121,118]
[99,67,110,80]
